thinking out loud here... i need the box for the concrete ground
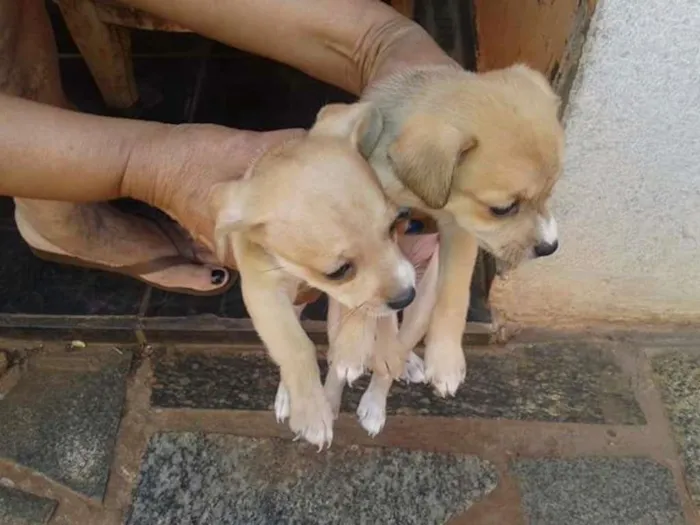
[1,330,699,525]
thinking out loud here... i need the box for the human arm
[118,0,457,94]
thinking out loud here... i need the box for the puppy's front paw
[289,388,334,450]
[399,351,426,384]
[274,382,290,422]
[357,388,387,437]
[424,342,466,397]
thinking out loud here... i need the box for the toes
[357,392,387,437]
[140,262,233,294]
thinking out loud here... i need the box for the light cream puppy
[214,102,417,449]
[328,63,564,397]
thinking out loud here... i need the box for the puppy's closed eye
[489,201,520,217]
[325,262,354,280]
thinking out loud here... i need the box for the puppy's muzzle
[386,286,416,310]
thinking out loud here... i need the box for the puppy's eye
[325,262,354,280]
[490,201,520,217]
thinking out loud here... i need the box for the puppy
[213,102,417,449]
[327,63,564,398]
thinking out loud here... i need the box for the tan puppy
[213,102,417,449]
[327,63,564,397]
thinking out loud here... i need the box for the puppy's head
[214,102,415,316]
[387,64,564,271]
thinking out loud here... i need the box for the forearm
[119,0,457,94]
[0,93,166,202]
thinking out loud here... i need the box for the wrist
[119,121,177,206]
[360,16,458,91]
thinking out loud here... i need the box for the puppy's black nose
[387,287,416,310]
[534,240,559,258]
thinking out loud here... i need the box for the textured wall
[490,0,700,326]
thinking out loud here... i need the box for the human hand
[121,123,304,269]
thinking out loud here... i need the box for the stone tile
[0,229,146,317]
[127,433,498,525]
[512,458,686,525]
[151,352,278,410]
[150,343,645,425]
[0,485,57,525]
[0,351,132,500]
[652,351,700,505]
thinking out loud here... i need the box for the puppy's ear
[311,102,384,158]
[388,114,476,209]
[211,180,261,262]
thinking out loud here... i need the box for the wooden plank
[471,0,595,90]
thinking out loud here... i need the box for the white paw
[274,382,290,422]
[424,342,466,397]
[357,390,387,437]
[399,351,426,384]
[289,388,334,450]
[334,362,365,386]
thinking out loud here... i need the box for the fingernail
[210,268,228,285]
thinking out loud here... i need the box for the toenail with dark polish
[211,269,228,285]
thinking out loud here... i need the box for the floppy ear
[388,114,476,209]
[211,180,260,262]
[311,102,384,158]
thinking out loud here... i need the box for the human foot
[14,199,234,295]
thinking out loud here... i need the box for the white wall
[491,0,700,326]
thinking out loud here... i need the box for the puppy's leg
[423,225,478,397]
[357,314,397,436]
[326,298,376,385]
[323,298,347,418]
[238,243,333,449]
[274,302,307,423]
[357,254,438,437]
[371,246,439,381]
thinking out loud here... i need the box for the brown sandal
[30,247,237,296]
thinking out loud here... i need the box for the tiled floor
[1,334,699,524]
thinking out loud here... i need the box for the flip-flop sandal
[22,203,237,297]
[29,247,236,297]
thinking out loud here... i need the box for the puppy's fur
[326,63,564,413]
[213,102,416,448]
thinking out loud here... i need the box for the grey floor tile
[513,457,686,525]
[150,343,645,425]
[127,432,498,525]
[652,351,700,505]
[0,485,56,525]
[0,351,132,500]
